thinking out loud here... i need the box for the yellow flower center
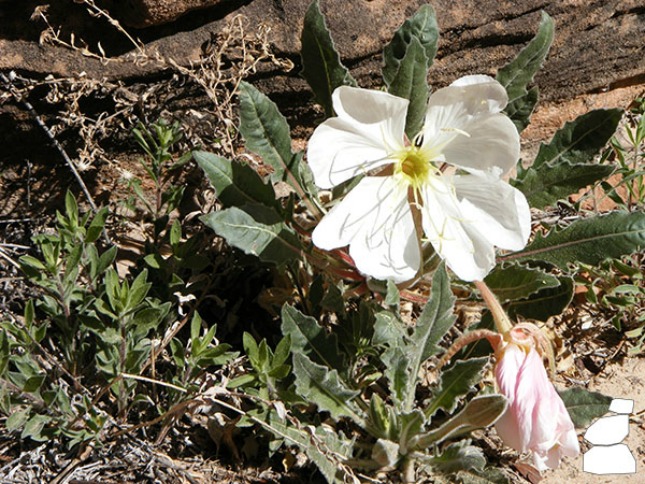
[395,148,435,189]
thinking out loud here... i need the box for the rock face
[108,0,242,28]
[0,0,643,117]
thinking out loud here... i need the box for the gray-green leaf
[201,204,301,266]
[292,352,364,424]
[383,4,439,87]
[386,36,430,138]
[425,357,489,418]
[558,387,612,428]
[238,82,301,187]
[281,304,345,370]
[496,12,554,132]
[507,276,574,321]
[485,263,560,303]
[300,0,356,117]
[504,211,645,269]
[194,151,277,208]
[514,108,623,208]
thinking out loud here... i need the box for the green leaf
[413,395,507,449]
[558,387,612,428]
[381,345,411,407]
[201,204,302,267]
[386,36,430,138]
[404,264,456,409]
[268,415,352,484]
[455,468,511,484]
[496,12,554,132]
[383,4,439,87]
[504,212,645,269]
[6,407,31,432]
[292,353,363,424]
[425,440,486,474]
[194,151,277,208]
[517,163,615,210]
[507,276,574,321]
[530,109,623,171]
[238,82,300,187]
[300,0,355,117]
[86,207,108,243]
[281,305,344,370]
[425,357,489,418]
[484,263,560,303]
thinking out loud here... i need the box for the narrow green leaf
[503,212,645,269]
[558,387,612,428]
[425,357,489,418]
[383,4,439,87]
[425,440,486,474]
[517,163,615,209]
[268,415,352,484]
[484,263,560,303]
[529,109,623,171]
[281,305,345,370]
[413,395,507,449]
[238,82,300,186]
[381,345,411,406]
[455,467,511,484]
[300,0,355,117]
[292,353,363,424]
[496,12,554,131]
[86,207,108,243]
[507,276,573,321]
[194,151,277,208]
[386,37,430,138]
[514,108,623,208]
[405,264,456,406]
[201,204,302,267]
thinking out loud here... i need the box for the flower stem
[474,280,513,334]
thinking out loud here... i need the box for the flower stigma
[394,147,437,191]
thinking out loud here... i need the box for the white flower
[308,75,531,282]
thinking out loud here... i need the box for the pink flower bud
[493,329,580,471]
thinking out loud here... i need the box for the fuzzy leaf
[455,468,511,484]
[409,264,456,367]
[507,275,574,321]
[238,82,300,186]
[414,395,507,449]
[485,263,560,303]
[201,204,301,266]
[281,305,345,370]
[530,109,623,170]
[194,151,277,208]
[426,440,486,474]
[292,353,363,424]
[496,12,554,132]
[504,212,645,269]
[383,4,439,87]
[300,0,356,117]
[558,387,612,428]
[381,345,411,407]
[425,357,489,418]
[517,163,615,210]
[386,37,430,138]
[514,108,623,208]
[268,415,352,484]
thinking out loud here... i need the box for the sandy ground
[544,357,645,483]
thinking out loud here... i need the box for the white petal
[312,176,420,282]
[421,76,519,176]
[306,87,409,189]
[419,177,495,281]
[454,174,531,251]
[307,119,393,189]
